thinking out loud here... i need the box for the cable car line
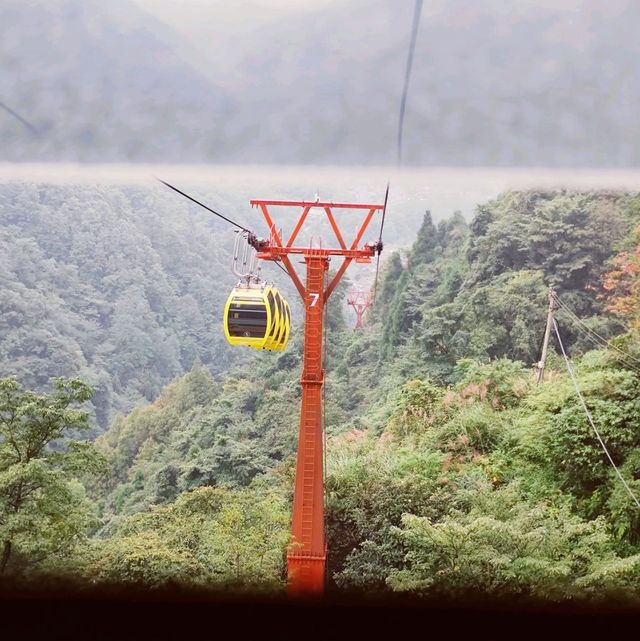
[158,0,424,308]
[157,178,255,235]
[396,0,424,168]
[157,179,296,349]
[272,260,290,277]
[372,0,424,300]
[372,182,389,300]
[0,101,40,136]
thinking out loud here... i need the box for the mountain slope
[0,182,250,429]
[214,0,640,166]
[84,188,640,596]
[2,0,640,165]
[0,0,231,161]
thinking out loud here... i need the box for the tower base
[287,550,326,595]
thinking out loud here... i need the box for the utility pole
[536,288,557,386]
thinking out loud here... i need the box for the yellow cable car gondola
[223,282,291,351]
[224,231,291,351]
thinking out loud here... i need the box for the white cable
[553,294,640,368]
[555,308,640,376]
[552,317,640,510]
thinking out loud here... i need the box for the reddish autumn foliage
[602,225,640,330]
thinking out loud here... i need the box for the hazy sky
[133,0,347,16]
[133,0,588,14]
[134,0,344,8]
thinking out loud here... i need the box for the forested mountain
[3,188,640,601]
[0,182,251,429]
[378,191,633,375]
[171,0,640,166]
[0,0,231,162]
[3,0,640,166]
[88,191,639,517]
[0,173,498,429]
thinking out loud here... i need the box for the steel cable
[0,102,39,135]
[157,179,252,233]
[373,0,424,299]
[553,318,640,510]
[396,0,424,167]
[553,294,640,370]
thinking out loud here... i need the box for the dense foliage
[3,189,640,603]
[378,191,630,377]
[0,179,435,431]
[0,183,252,430]
[0,377,104,579]
[602,196,640,330]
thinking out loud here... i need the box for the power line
[553,294,640,369]
[555,309,640,377]
[553,294,640,363]
[553,317,640,510]
[554,305,640,374]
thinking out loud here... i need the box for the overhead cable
[373,0,423,299]
[373,182,390,300]
[555,309,640,377]
[0,102,39,136]
[157,179,252,233]
[272,260,290,278]
[553,317,640,510]
[396,0,424,167]
[553,294,640,369]
[554,304,640,374]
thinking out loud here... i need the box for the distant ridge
[2,0,640,166]
[0,0,232,162]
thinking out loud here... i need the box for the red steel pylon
[347,289,373,329]
[251,198,383,594]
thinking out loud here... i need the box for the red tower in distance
[347,289,373,329]
[250,198,383,595]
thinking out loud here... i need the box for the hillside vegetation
[0,175,489,429]
[3,189,640,602]
[0,183,248,429]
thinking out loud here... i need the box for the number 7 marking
[310,293,320,307]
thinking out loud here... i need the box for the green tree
[388,481,634,602]
[387,379,444,438]
[86,486,289,590]
[521,352,640,511]
[0,377,103,578]
[409,210,438,269]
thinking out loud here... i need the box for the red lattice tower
[251,198,383,595]
[347,289,373,329]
